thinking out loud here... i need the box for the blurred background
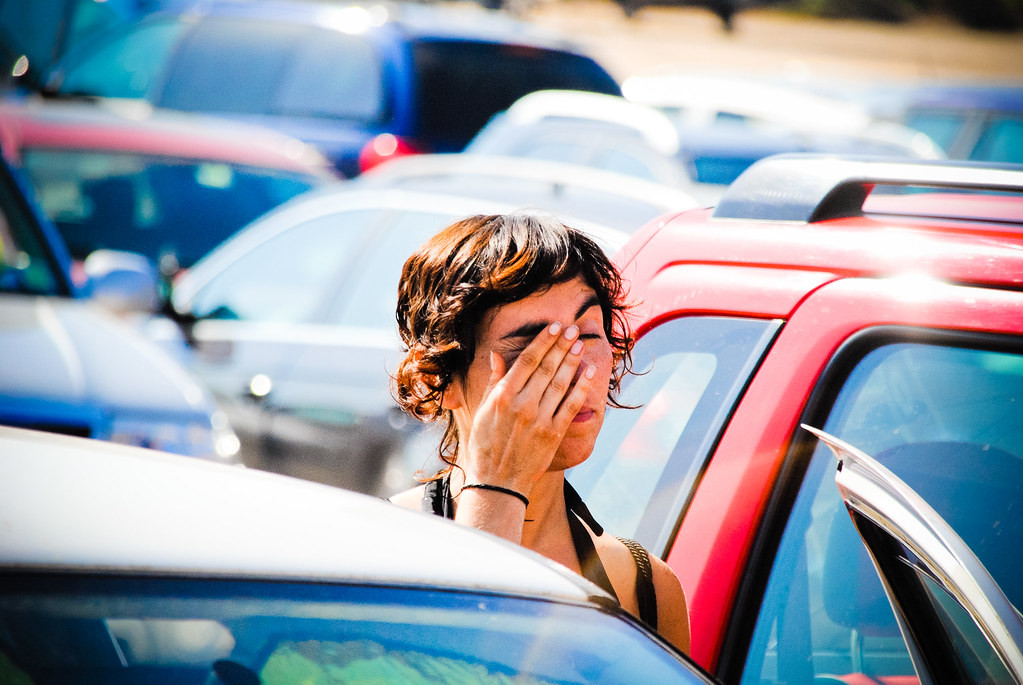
[0,0,1020,498]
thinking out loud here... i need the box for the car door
[729,279,1023,685]
[813,426,1023,685]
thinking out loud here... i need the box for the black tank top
[422,476,658,630]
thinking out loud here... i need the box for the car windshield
[20,149,323,269]
[0,575,706,685]
[412,40,621,151]
[0,164,66,297]
[57,17,388,124]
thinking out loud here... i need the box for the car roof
[493,90,681,155]
[619,155,1023,318]
[0,96,335,175]
[358,153,699,228]
[0,426,604,603]
[131,0,592,52]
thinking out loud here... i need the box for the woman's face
[454,275,615,472]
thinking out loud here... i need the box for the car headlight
[108,411,241,464]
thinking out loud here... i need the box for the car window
[187,208,378,324]
[20,149,320,268]
[159,19,385,123]
[742,336,1023,685]
[592,147,658,182]
[57,18,184,98]
[571,316,779,554]
[0,576,707,685]
[412,40,620,151]
[325,209,462,330]
[849,506,1019,684]
[969,114,1023,163]
[0,163,64,296]
[903,109,969,155]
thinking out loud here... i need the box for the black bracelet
[460,483,529,508]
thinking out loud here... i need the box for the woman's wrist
[460,483,529,507]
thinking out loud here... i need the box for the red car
[571,155,1023,684]
[0,96,337,280]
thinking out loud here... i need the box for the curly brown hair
[393,212,633,477]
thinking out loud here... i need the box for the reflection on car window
[0,577,703,685]
[58,18,183,99]
[326,209,460,330]
[743,337,1023,685]
[188,209,378,324]
[970,114,1023,163]
[274,30,385,122]
[571,317,778,554]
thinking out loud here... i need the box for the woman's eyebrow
[500,294,601,341]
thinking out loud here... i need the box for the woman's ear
[440,378,465,411]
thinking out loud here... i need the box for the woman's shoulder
[388,483,428,510]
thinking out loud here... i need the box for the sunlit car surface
[620,73,944,185]
[0,96,336,277]
[357,152,703,232]
[569,155,1023,684]
[40,0,621,177]
[0,152,239,461]
[463,89,699,191]
[167,187,627,495]
[0,425,712,685]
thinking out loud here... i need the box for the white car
[358,152,704,232]
[0,426,711,685]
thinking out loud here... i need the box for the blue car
[40,0,621,177]
[0,151,240,462]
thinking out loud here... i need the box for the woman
[389,212,690,652]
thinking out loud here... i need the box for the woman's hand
[460,321,597,499]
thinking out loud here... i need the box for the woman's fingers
[499,322,574,394]
[553,363,596,428]
[536,336,584,418]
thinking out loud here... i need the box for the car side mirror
[84,249,160,314]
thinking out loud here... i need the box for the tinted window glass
[161,18,300,114]
[412,41,620,151]
[970,114,1023,163]
[743,337,1023,685]
[160,19,385,122]
[58,18,184,98]
[903,109,967,154]
[275,30,385,122]
[21,149,320,268]
[0,576,705,684]
[571,317,779,553]
[187,208,378,324]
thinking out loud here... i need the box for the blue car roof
[177,0,591,52]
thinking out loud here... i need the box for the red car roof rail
[711,154,1023,223]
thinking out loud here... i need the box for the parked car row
[34,0,622,177]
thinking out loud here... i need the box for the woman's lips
[573,409,595,423]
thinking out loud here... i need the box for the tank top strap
[564,480,618,601]
[422,474,453,519]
